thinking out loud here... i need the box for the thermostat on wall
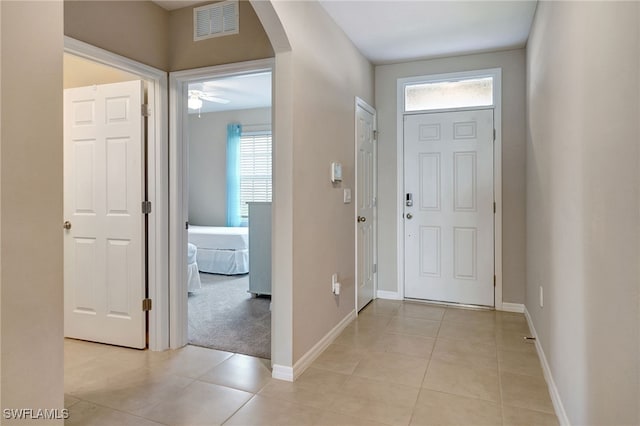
[331,162,343,183]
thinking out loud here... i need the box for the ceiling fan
[188,89,230,110]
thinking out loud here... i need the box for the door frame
[396,68,504,309]
[168,58,274,349]
[64,37,169,351]
[355,97,378,312]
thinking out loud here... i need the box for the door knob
[357,216,367,223]
[63,221,72,230]
[406,213,413,220]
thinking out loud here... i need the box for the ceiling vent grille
[194,0,239,41]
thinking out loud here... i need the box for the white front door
[64,80,147,349]
[356,101,376,311]
[404,109,494,306]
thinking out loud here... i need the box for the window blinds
[239,133,272,218]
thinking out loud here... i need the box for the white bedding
[196,248,248,275]
[188,226,249,275]
[188,226,248,250]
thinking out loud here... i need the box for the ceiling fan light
[188,96,203,110]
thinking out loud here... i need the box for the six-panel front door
[404,109,494,306]
[64,80,146,348]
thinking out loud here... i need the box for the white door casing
[168,59,274,349]
[64,80,146,348]
[356,99,377,312]
[403,109,494,306]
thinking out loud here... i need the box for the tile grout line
[66,396,171,426]
[407,306,445,426]
[220,393,260,426]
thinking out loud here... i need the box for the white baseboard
[271,364,294,382]
[271,309,356,382]
[500,302,525,313]
[376,290,402,300]
[524,307,571,426]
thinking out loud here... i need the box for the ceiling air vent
[194,0,239,41]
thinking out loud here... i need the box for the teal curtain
[226,124,242,227]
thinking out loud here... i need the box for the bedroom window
[239,132,272,221]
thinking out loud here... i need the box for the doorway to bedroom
[183,66,273,360]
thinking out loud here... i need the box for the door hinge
[186,221,190,230]
[142,298,152,311]
[373,197,377,208]
[493,202,496,214]
[494,275,496,287]
[142,201,152,214]
[141,104,151,117]
[373,130,378,140]
[493,129,496,141]
[373,263,377,274]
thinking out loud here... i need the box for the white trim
[499,302,525,313]
[271,364,294,382]
[272,309,356,382]
[376,290,402,300]
[355,97,378,312]
[524,307,571,426]
[64,37,169,351]
[396,68,503,309]
[406,298,493,311]
[169,59,275,349]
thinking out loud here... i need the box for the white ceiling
[160,0,537,112]
[152,0,201,11]
[318,1,538,64]
[188,72,272,114]
[154,0,538,67]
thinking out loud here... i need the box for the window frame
[395,67,504,310]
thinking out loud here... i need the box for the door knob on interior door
[406,213,413,219]
[357,216,367,223]
[63,221,72,230]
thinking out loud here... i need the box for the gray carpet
[188,273,271,359]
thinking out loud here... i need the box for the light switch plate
[331,162,343,183]
[343,188,352,203]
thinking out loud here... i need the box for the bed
[188,225,249,275]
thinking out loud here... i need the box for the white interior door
[356,102,376,312]
[64,80,146,348]
[404,109,494,306]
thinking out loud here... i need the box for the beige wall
[65,0,274,73]
[1,1,64,424]
[0,0,3,408]
[526,2,639,424]
[375,49,527,304]
[188,107,271,226]
[64,0,170,71]
[169,0,273,72]
[64,53,139,89]
[267,1,374,363]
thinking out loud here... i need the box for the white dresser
[248,202,272,296]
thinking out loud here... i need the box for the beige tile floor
[65,300,559,425]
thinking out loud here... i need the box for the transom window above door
[404,76,494,112]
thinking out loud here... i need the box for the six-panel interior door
[64,80,146,349]
[356,103,376,312]
[403,109,494,306]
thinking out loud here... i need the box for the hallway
[64,299,557,425]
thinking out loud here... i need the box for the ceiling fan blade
[200,94,231,104]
